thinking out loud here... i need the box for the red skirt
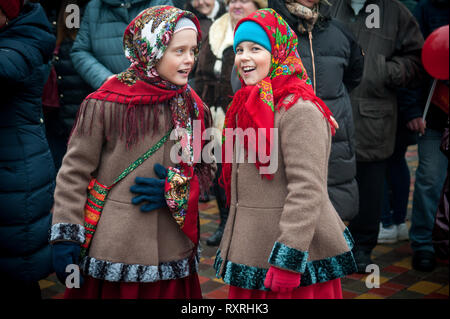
[228,278,343,299]
[64,273,202,299]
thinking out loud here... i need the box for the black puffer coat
[0,2,56,282]
[269,0,364,221]
[54,38,93,137]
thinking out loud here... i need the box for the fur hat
[0,0,23,20]
[225,0,268,9]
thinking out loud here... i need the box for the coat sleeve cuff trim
[268,242,309,273]
[50,223,85,244]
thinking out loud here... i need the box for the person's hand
[52,242,84,287]
[407,117,426,135]
[264,266,301,293]
[130,164,168,212]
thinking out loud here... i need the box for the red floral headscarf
[220,8,337,205]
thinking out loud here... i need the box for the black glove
[130,163,168,212]
[52,241,84,287]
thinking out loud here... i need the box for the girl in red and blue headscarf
[214,8,357,299]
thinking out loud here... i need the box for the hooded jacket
[0,2,56,282]
[70,0,173,90]
[268,0,364,220]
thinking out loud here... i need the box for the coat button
[60,94,64,98]
[40,118,44,123]
[58,76,62,80]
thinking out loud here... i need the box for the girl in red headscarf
[49,6,215,299]
[214,8,357,299]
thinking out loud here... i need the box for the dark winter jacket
[326,0,425,162]
[394,0,421,148]
[70,0,173,90]
[185,0,227,90]
[268,0,364,221]
[195,13,235,110]
[413,0,449,133]
[54,39,93,137]
[173,0,187,8]
[0,2,56,282]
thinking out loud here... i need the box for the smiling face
[191,0,216,16]
[156,29,198,86]
[229,0,259,28]
[235,41,271,86]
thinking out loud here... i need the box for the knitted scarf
[285,0,319,33]
[74,6,211,246]
[220,8,336,205]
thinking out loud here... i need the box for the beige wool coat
[214,96,358,289]
[50,97,214,283]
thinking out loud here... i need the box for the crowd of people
[0,0,448,300]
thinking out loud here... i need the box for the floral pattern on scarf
[119,6,202,167]
[122,6,201,83]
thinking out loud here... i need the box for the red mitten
[264,266,301,293]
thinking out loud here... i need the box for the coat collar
[208,13,234,59]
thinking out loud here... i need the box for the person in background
[326,0,425,273]
[377,0,420,245]
[408,0,449,272]
[268,0,363,223]
[185,0,227,89]
[70,0,174,91]
[432,118,448,261]
[43,0,93,172]
[0,0,56,299]
[214,8,356,299]
[186,0,226,45]
[184,0,227,205]
[195,0,268,247]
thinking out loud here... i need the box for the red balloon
[421,25,449,80]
